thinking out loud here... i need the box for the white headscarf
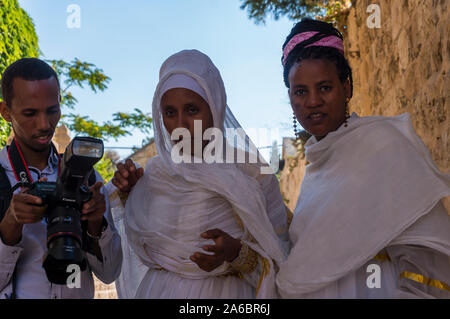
[159,73,208,103]
[276,113,450,298]
[125,50,288,298]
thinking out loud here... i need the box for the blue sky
[19,0,298,160]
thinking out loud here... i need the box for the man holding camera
[0,58,122,299]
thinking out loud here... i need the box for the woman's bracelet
[230,241,258,274]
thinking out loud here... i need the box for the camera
[27,136,104,284]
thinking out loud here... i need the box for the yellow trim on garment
[400,271,450,291]
[231,209,271,296]
[286,207,293,227]
[372,253,391,262]
[256,257,270,296]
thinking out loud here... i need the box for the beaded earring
[344,97,351,127]
[293,113,300,139]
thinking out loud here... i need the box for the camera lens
[43,206,86,285]
[43,237,87,284]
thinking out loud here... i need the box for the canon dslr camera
[27,136,104,284]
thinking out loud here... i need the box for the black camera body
[27,136,104,285]
[27,182,58,206]
[27,180,92,208]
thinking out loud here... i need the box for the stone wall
[279,139,307,213]
[53,124,71,154]
[127,139,157,168]
[280,0,449,212]
[94,277,118,299]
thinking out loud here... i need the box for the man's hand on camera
[8,190,47,224]
[112,159,144,193]
[0,187,47,246]
[82,181,106,237]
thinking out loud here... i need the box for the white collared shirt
[0,146,122,299]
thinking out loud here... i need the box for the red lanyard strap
[7,138,59,184]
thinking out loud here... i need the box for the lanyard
[7,138,60,186]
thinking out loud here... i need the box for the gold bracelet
[230,242,258,274]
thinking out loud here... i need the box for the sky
[18,0,298,160]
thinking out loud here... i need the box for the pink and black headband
[282,31,345,66]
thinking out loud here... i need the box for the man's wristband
[86,217,108,241]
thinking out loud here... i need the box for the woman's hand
[112,159,144,193]
[190,228,242,272]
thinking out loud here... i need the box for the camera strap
[7,138,60,185]
[4,138,59,299]
[0,165,11,219]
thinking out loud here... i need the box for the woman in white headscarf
[115,49,289,298]
[276,19,450,298]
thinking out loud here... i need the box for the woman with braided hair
[276,18,450,298]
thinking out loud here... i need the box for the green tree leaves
[240,0,324,24]
[94,155,115,183]
[0,1,152,147]
[0,117,11,148]
[47,58,111,109]
[63,110,152,142]
[240,0,351,24]
[46,59,152,142]
[113,108,153,137]
[0,0,39,147]
[0,0,40,98]
[0,0,153,179]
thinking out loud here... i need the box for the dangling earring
[293,112,300,139]
[344,97,350,127]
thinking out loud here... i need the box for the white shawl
[276,113,450,298]
[125,50,288,298]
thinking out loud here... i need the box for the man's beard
[17,132,54,153]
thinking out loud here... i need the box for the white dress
[291,201,450,298]
[131,163,253,298]
[127,156,286,299]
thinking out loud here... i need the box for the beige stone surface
[53,124,71,154]
[279,139,307,213]
[280,0,449,213]
[345,0,449,176]
[94,276,118,299]
[127,139,157,168]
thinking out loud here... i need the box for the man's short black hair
[1,58,60,107]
